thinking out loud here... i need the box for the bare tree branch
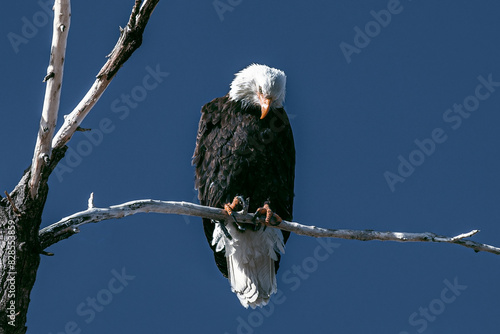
[29,0,71,198]
[38,197,500,255]
[51,0,160,150]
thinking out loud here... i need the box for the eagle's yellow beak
[258,93,272,119]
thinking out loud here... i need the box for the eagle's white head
[229,64,286,119]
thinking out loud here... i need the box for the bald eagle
[193,64,295,308]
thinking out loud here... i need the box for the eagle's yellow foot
[254,201,282,227]
[224,196,242,216]
[224,196,246,231]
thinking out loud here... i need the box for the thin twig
[88,192,94,209]
[38,199,500,255]
[76,126,91,132]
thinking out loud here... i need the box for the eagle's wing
[193,96,232,276]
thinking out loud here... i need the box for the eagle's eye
[258,86,263,94]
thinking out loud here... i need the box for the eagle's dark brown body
[193,94,295,277]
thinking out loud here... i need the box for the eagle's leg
[254,201,282,227]
[224,196,246,231]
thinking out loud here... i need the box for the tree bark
[0,147,66,334]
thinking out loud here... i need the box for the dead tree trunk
[0,148,66,334]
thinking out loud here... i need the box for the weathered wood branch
[51,0,160,150]
[29,0,71,199]
[39,196,500,255]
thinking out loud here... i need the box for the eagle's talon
[252,221,262,231]
[213,219,233,240]
[224,196,242,216]
[224,196,246,231]
[268,215,282,226]
[235,222,246,231]
[254,202,282,226]
[256,223,267,231]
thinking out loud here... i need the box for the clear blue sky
[1,0,500,333]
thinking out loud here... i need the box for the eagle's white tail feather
[212,223,285,308]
